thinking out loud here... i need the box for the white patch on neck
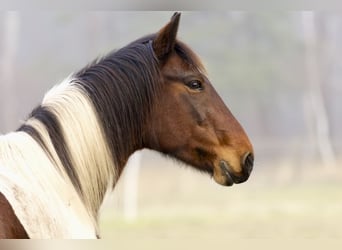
[42,77,117,218]
[0,77,117,238]
[0,132,97,238]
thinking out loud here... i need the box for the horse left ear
[153,12,181,61]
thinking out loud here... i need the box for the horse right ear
[153,12,181,61]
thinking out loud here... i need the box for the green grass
[99,163,342,243]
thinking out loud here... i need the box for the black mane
[72,36,161,171]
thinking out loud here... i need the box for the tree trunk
[301,11,337,171]
[0,11,20,133]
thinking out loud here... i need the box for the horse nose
[228,152,254,184]
[242,152,254,176]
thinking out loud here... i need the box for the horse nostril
[243,152,254,175]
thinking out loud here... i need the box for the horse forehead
[163,53,200,75]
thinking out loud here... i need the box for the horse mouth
[217,160,234,186]
[213,160,250,186]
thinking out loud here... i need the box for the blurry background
[0,11,342,242]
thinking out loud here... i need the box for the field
[98,152,342,247]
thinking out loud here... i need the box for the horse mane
[17,33,205,220]
[73,37,161,170]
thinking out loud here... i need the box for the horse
[0,12,254,238]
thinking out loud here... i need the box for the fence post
[122,151,142,222]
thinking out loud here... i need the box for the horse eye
[187,80,203,90]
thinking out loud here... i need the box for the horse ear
[153,12,181,60]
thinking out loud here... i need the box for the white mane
[0,77,117,238]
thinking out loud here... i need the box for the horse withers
[0,12,253,238]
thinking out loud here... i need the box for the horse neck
[25,44,159,219]
[24,78,121,220]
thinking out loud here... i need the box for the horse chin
[213,174,234,186]
[212,160,235,186]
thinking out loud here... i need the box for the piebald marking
[0,78,115,238]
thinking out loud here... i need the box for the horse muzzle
[214,152,254,186]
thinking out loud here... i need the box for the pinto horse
[0,13,253,238]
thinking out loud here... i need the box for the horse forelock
[129,34,206,74]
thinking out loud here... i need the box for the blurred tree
[301,12,337,170]
[0,12,20,133]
